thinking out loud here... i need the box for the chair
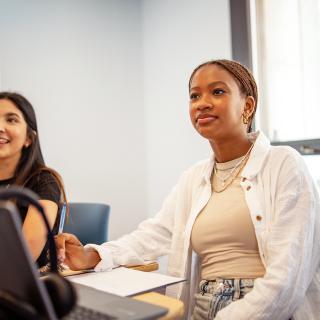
[63,202,110,245]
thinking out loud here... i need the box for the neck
[209,134,253,163]
[0,158,19,180]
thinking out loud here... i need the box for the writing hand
[55,233,100,270]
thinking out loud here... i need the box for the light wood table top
[126,261,159,272]
[133,292,184,320]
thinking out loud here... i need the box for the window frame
[229,0,320,155]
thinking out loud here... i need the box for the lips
[0,137,9,144]
[196,113,218,125]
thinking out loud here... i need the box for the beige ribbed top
[191,157,265,280]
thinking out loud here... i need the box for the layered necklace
[212,142,254,193]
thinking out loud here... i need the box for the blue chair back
[63,202,110,245]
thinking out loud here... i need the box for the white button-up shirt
[88,131,320,319]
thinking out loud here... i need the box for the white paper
[68,267,185,296]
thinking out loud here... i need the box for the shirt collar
[200,131,271,184]
[242,131,271,180]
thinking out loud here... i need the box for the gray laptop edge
[0,201,168,319]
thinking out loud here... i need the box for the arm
[22,170,62,263]
[55,161,205,271]
[56,169,193,271]
[88,180,180,271]
[215,151,320,319]
[22,199,58,261]
[55,188,176,271]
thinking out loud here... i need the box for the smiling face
[189,64,254,142]
[0,98,31,166]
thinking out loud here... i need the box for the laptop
[0,201,168,320]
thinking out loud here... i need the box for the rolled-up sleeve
[84,176,185,271]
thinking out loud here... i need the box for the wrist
[85,248,101,269]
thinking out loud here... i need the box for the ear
[244,96,255,118]
[24,137,32,148]
[24,130,36,148]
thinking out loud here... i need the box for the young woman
[0,92,66,267]
[55,60,320,319]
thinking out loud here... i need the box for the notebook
[0,201,168,320]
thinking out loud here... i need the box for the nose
[196,103,212,111]
[195,94,213,111]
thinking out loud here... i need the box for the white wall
[0,0,146,239]
[0,0,231,238]
[142,0,232,214]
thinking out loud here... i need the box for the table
[134,292,184,320]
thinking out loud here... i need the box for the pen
[57,203,69,272]
[58,203,67,234]
[41,203,68,274]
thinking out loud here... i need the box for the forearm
[24,233,47,260]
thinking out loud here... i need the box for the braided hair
[189,59,258,132]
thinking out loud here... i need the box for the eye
[190,92,200,100]
[212,88,225,95]
[7,117,19,124]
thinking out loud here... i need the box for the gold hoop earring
[242,113,249,125]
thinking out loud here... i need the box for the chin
[196,128,218,141]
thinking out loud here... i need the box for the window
[230,0,320,191]
[230,0,320,154]
[252,0,320,154]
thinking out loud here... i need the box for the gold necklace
[213,143,254,187]
[211,147,252,193]
[213,158,244,187]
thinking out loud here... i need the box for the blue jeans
[192,278,254,319]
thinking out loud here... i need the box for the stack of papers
[68,267,185,296]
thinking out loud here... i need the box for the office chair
[63,202,110,245]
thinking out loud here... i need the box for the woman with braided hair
[56,59,320,319]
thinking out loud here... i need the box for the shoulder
[25,169,61,203]
[267,145,307,172]
[26,169,59,187]
[265,145,315,193]
[175,158,212,188]
[269,144,301,159]
[187,158,212,174]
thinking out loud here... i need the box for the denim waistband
[199,278,255,299]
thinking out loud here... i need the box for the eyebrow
[6,112,22,118]
[190,81,229,91]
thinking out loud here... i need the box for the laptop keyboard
[63,305,117,320]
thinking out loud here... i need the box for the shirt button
[246,186,251,191]
[242,177,247,182]
[256,215,262,221]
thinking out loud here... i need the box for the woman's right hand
[55,233,101,270]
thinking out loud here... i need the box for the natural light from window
[253,0,320,142]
